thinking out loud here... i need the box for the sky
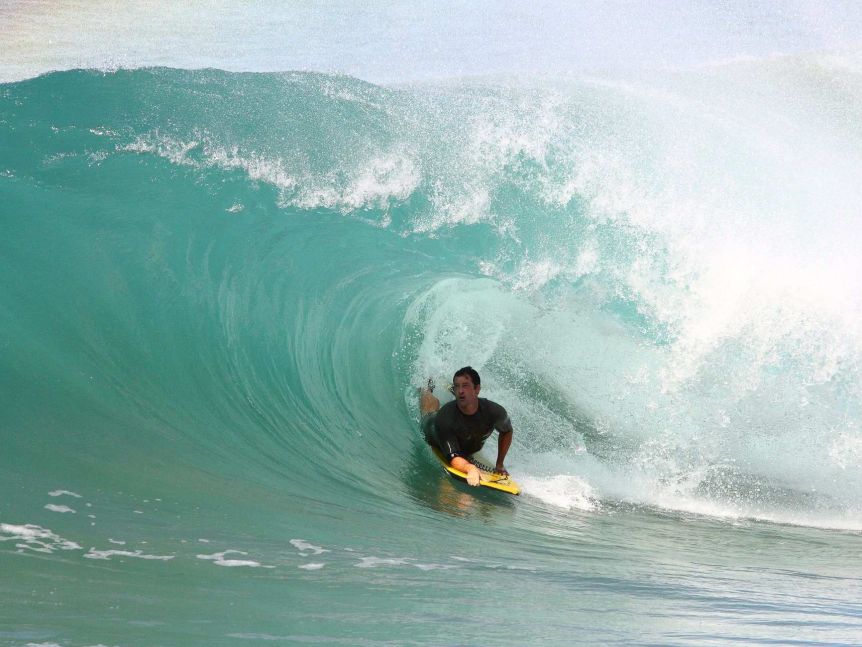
[2,1,862,83]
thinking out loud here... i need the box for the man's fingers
[466,466,481,486]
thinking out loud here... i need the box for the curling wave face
[2,59,862,533]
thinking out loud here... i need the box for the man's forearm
[496,430,513,468]
[451,456,481,485]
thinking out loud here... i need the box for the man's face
[453,374,480,410]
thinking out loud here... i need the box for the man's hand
[451,456,482,486]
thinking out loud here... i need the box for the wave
[2,57,861,530]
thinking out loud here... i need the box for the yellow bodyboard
[431,446,521,495]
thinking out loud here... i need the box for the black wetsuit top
[424,398,513,461]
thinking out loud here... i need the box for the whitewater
[2,3,862,646]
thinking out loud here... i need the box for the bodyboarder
[419,366,513,486]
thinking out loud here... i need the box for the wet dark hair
[453,366,480,387]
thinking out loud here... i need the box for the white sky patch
[289,539,329,556]
[44,504,76,514]
[3,2,862,86]
[197,550,274,568]
[48,490,82,498]
[84,548,174,561]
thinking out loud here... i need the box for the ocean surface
[2,6,862,645]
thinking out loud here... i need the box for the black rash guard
[423,398,513,461]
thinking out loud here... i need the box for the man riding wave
[419,366,514,486]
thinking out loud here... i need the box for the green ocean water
[2,65,862,645]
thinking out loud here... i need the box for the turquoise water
[2,60,862,645]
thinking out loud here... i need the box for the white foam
[520,474,599,512]
[48,490,82,498]
[84,548,174,561]
[289,539,329,556]
[121,134,204,166]
[355,556,412,568]
[44,504,76,514]
[298,563,325,570]
[830,431,862,471]
[197,550,274,568]
[414,562,454,571]
[354,556,451,570]
[0,523,81,553]
[204,145,297,190]
[293,154,420,214]
[124,133,419,217]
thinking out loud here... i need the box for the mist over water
[3,4,862,646]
